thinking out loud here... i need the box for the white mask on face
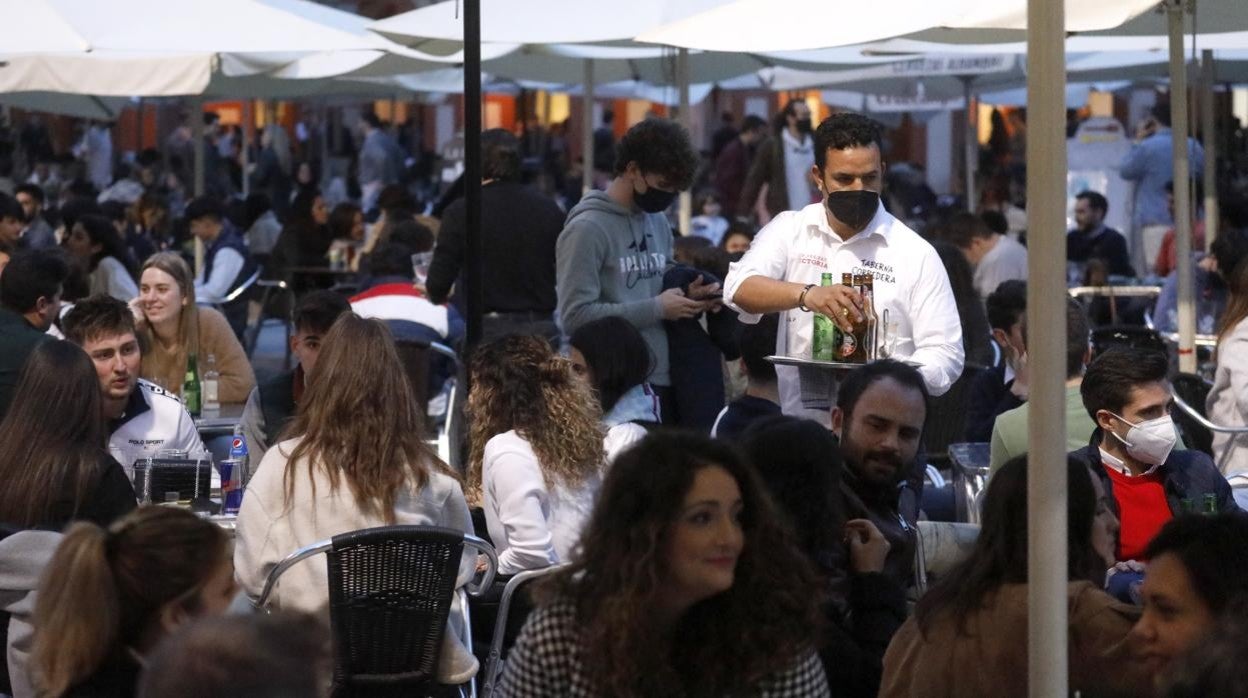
[1109,412,1177,466]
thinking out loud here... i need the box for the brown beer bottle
[862,274,879,361]
[836,273,869,363]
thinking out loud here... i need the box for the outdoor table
[948,442,991,524]
[195,403,246,438]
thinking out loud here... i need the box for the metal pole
[464,0,483,350]
[582,58,595,195]
[241,99,251,199]
[1169,1,1196,373]
[192,96,206,276]
[962,76,977,210]
[1201,49,1219,251]
[1026,0,1068,693]
[677,47,692,236]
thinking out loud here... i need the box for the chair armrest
[463,534,498,598]
[1173,394,1248,434]
[254,538,334,610]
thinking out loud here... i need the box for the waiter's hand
[804,284,864,333]
[659,287,708,320]
[687,274,721,301]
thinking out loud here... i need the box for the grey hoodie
[2,529,62,698]
[557,191,674,386]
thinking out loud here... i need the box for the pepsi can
[218,458,243,514]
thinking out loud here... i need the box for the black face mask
[825,189,880,230]
[795,118,813,135]
[634,183,678,214]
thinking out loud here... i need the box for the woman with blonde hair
[468,335,605,575]
[133,251,254,402]
[234,314,478,683]
[30,506,236,697]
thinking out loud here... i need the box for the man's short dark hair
[361,112,382,130]
[0,194,22,222]
[292,290,350,336]
[481,128,521,182]
[612,118,698,191]
[1150,101,1172,128]
[202,111,220,127]
[741,114,767,133]
[62,294,137,346]
[980,210,1008,236]
[814,112,884,171]
[836,359,929,421]
[1211,226,1248,282]
[1080,347,1169,420]
[0,248,70,313]
[14,184,44,205]
[738,314,779,383]
[365,241,416,279]
[602,110,614,125]
[942,211,994,248]
[781,99,806,119]
[99,200,128,224]
[1076,190,1109,216]
[1020,298,1090,379]
[986,279,1026,332]
[377,184,416,214]
[388,220,434,254]
[184,196,225,223]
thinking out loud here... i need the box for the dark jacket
[0,308,49,422]
[428,181,564,316]
[714,137,753,217]
[64,651,141,698]
[839,470,919,593]
[738,132,797,219]
[1066,225,1136,279]
[1070,438,1241,531]
[661,265,740,431]
[258,368,300,449]
[46,454,137,530]
[820,571,907,698]
[204,227,258,296]
[964,364,1024,443]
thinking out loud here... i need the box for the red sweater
[1103,464,1173,561]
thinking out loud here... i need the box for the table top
[194,403,246,432]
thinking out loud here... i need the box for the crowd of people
[0,97,1247,698]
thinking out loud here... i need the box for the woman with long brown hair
[31,506,236,697]
[234,313,478,682]
[0,340,135,530]
[497,431,828,697]
[1206,222,1248,501]
[133,252,253,401]
[467,335,604,576]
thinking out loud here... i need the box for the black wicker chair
[479,565,566,698]
[256,525,497,698]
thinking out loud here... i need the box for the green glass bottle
[1203,493,1218,515]
[811,272,836,361]
[182,354,201,416]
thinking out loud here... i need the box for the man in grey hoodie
[557,118,717,422]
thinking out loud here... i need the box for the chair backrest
[480,566,566,698]
[325,525,467,696]
[223,267,262,304]
[922,368,979,469]
[1171,372,1214,456]
[913,521,980,594]
[1090,325,1167,360]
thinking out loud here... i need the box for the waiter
[724,113,963,421]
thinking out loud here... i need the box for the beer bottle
[862,274,879,361]
[182,354,201,416]
[811,272,836,361]
[837,274,868,363]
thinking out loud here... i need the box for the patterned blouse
[496,599,831,697]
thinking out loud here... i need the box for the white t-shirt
[482,430,601,576]
[108,379,207,475]
[90,256,139,302]
[724,202,964,419]
[973,234,1029,303]
[781,129,816,213]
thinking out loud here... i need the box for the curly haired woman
[497,432,829,697]
[468,335,605,576]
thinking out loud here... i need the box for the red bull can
[218,458,243,514]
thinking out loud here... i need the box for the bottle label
[837,330,857,358]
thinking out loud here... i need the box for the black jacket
[0,308,49,422]
[662,265,740,430]
[964,364,1024,443]
[820,571,907,698]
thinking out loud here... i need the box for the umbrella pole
[677,47,692,236]
[465,0,483,350]
[1169,0,1195,372]
[241,99,251,199]
[582,59,595,195]
[1201,49,1218,250]
[192,96,206,277]
[961,76,976,211]
[1026,0,1068,692]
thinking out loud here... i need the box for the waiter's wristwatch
[797,283,816,312]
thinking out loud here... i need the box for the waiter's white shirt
[724,202,964,419]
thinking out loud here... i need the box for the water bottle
[202,353,220,411]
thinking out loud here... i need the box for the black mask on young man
[825,189,880,230]
[795,118,813,135]
[634,184,678,214]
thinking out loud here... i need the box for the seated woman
[498,432,828,696]
[134,252,254,402]
[0,340,135,530]
[568,316,659,464]
[468,336,604,575]
[64,213,139,302]
[1205,226,1248,504]
[880,455,1152,697]
[30,506,235,697]
[234,314,478,683]
[1132,513,1248,689]
[741,415,905,698]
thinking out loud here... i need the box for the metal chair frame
[254,527,498,698]
[479,565,566,698]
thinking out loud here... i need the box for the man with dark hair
[557,117,714,422]
[239,290,350,462]
[13,184,54,250]
[428,129,564,344]
[357,112,404,212]
[739,99,816,221]
[185,196,257,335]
[1067,190,1135,279]
[942,211,1027,303]
[832,359,929,589]
[1120,101,1206,274]
[0,194,24,250]
[62,294,205,471]
[592,109,616,176]
[714,114,767,221]
[352,241,463,348]
[0,248,69,418]
[712,313,781,440]
[725,112,963,423]
[963,280,1028,441]
[1072,348,1238,564]
[989,298,1094,471]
